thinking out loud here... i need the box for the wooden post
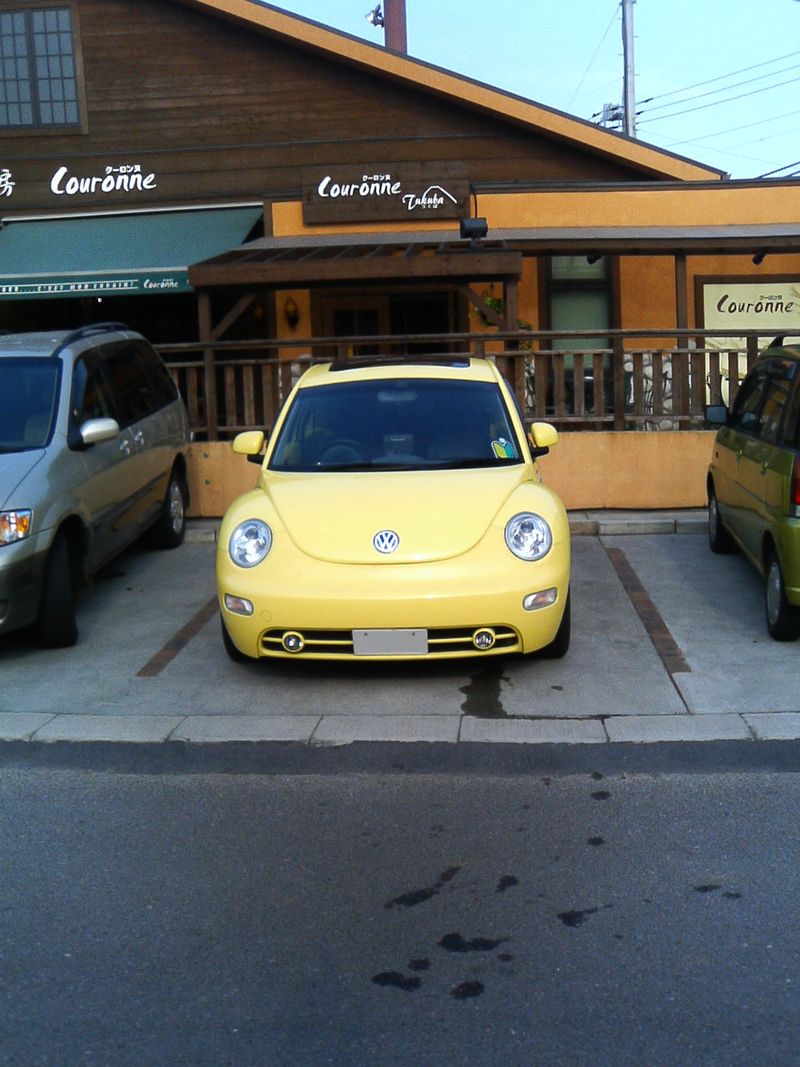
[612,335,626,431]
[674,253,689,430]
[198,292,218,442]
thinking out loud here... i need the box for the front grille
[260,625,520,658]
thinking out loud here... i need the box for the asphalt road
[2,762,800,1067]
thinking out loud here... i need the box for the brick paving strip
[604,546,691,675]
[136,596,219,678]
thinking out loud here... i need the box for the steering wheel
[315,439,371,466]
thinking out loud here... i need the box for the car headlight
[504,512,552,561]
[229,519,272,568]
[0,510,32,546]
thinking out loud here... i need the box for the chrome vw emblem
[373,529,400,554]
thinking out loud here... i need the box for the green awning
[0,206,262,299]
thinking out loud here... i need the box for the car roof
[0,323,137,360]
[295,357,503,389]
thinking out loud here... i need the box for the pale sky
[261,0,800,180]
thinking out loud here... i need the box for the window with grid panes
[0,7,80,129]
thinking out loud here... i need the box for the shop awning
[0,206,263,299]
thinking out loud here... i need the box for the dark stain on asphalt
[460,661,509,718]
[694,884,722,894]
[372,971,421,993]
[557,907,600,928]
[408,959,430,972]
[438,932,507,953]
[452,981,484,1000]
[496,875,519,894]
[591,790,612,801]
[384,866,461,910]
[723,891,743,899]
[588,836,605,847]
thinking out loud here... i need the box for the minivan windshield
[0,359,60,452]
[269,377,523,472]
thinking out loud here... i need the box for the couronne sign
[302,163,470,224]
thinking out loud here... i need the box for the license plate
[352,629,428,656]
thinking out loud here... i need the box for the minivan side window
[101,342,156,427]
[135,341,178,409]
[759,376,792,445]
[730,364,769,435]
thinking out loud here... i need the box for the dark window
[135,340,179,408]
[0,357,60,451]
[0,7,80,129]
[730,363,769,434]
[760,377,792,445]
[101,343,156,427]
[70,354,115,425]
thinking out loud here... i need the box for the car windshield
[269,377,523,472]
[0,358,60,452]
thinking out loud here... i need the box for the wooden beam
[456,284,507,330]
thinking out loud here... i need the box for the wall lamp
[752,252,767,265]
[460,217,488,247]
[284,296,299,328]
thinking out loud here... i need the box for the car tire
[539,588,571,659]
[35,532,78,649]
[221,616,251,663]
[708,486,734,554]
[150,469,187,549]
[765,552,800,641]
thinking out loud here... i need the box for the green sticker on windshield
[491,437,517,459]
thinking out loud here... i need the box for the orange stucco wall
[186,431,715,518]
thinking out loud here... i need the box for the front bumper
[217,534,570,661]
[0,531,48,635]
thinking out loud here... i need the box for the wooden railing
[156,328,775,440]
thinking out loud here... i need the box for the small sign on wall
[302,163,470,224]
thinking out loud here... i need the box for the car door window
[101,343,157,428]
[730,364,770,435]
[134,341,178,410]
[759,376,792,445]
[71,356,116,425]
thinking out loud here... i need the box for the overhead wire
[566,2,619,112]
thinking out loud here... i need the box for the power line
[638,62,800,119]
[567,3,619,112]
[638,49,800,107]
[637,72,800,125]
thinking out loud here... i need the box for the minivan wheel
[708,487,733,553]
[35,532,78,648]
[765,553,800,641]
[150,471,187,549]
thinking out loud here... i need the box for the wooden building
[2,0,800,510]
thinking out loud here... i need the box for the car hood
[0,450,45,511]
[264,467,531,563]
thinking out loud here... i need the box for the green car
[706,338,800,640]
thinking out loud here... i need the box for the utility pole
[621,0,636,137]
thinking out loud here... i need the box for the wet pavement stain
[438,932,507,953]
[591,790,612,801]
[496,875,519,894]
[452,981,484,1000]
[588,836,605,847]
[694,884,722,894]
[557,907,600,928]
[384,866,461,910]
[372,971,421,993]
[459,661,509,718]
[408,959,430,972]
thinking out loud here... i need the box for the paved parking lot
[2,513,799,746]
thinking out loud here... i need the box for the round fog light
[282,631,305,654]
[473,628,496,651]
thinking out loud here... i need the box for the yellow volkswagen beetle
[216,357,570,662]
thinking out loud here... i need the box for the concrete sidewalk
[4,509,798,751]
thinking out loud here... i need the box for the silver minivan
[0,324,190,647]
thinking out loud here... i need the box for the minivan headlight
[0,510,32,546]
[229,519,272,568]
[505,512,552,561]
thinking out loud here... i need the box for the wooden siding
[0,0,665,216]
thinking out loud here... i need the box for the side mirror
[80,417,120,447]
[528,422,558,458]
[705,404,729,426]
[232,430,266,465]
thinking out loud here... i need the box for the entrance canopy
[0,205,263,300]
